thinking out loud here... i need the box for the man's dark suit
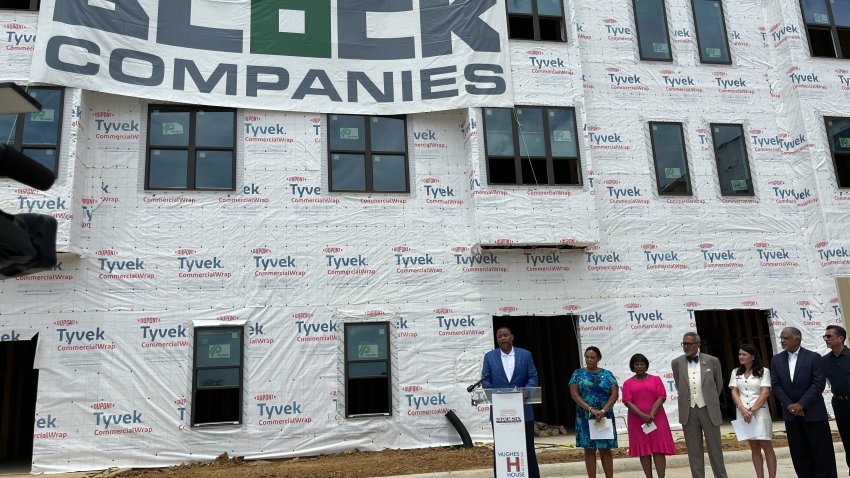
[771,347,837,478]
[482,346,539,478]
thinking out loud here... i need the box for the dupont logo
[494,239,514,245]
[217,314,239,322]
[254,394,277,401]
[434,308,453,314]
[524,251,569,272]
[252,247,305,278]
[5,23,25,29]
[741,300,758,307]
[499,306,518,313]
[403,385,423,393]
[138,316,160,324]
[562,304,581,311]
[292,312,312,319]
[325,246,376,276]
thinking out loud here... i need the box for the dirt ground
[114,432,832,478]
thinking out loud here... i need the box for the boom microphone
[0,144,56,191]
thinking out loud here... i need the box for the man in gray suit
[671,331,728,478]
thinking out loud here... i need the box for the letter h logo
[506,456,521,472]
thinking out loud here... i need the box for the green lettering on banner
[251,0,332,59]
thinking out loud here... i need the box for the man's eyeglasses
[681,342,698,347]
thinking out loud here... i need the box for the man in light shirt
[771,326,836,478]
[671,331,728,478]
[481,326,540,478]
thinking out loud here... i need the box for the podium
[473,387,541,478]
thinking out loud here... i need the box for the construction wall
[0,0,848,472]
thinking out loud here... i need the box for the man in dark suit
[481,326,540,478]
[671,331,728,478]
[771,326,837,478]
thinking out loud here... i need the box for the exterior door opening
[0,334,39,471]
[491,315,579,429]
[693,309,779,421]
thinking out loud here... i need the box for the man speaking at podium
[481,326,540,478]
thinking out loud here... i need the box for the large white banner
[30,0,514,114]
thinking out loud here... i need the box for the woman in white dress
[729,344,776,478]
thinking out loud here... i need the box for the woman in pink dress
[622,353,677,478]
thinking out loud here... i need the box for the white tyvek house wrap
[0,0,849,473]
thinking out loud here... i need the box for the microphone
[0,144,56,191]
[467,373,490,393]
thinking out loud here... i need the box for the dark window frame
[0,86,64,175]
[482,106,583,186]
[690,0,733,65]
[0,0,39,10]
[648,121,693,196]
[506,0,567,42]
[343,322,392,418]
[632,0,674,61]
[191,326,244,427]
[327,114,410,194]
[825,116,850,188]
[144,105,237,191]
[709,123,755,196]
[799,0,850,58]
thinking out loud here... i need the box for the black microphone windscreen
[0,144,56,191]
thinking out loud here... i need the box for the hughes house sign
[31,0,514,114]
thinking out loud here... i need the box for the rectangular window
[192,327,243,426]
[633,0,673,61]
[344,322,391,417]
[145,106,236,190]
[328,115,409,193]
[691,0,731,64]
[506,0,566,41]
[649,122,692,195]
[0,0,39,10]
[0,87,63,175]
[483,106,581,186]
[710,124,754,196]
[825,117,850,187]
[800,0,850,58]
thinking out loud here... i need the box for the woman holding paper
[569,346,619,478]
[729,344,776,478]
[622,353,676,478]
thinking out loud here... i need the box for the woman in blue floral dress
[569,346,619,478]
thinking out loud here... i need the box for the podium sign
[492,391,528,478]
